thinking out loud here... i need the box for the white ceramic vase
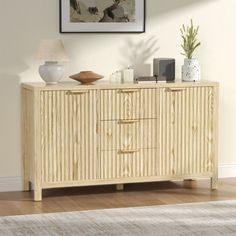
[182,58,200,82]
[39,61,65,84]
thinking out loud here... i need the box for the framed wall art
[60,0,145,33]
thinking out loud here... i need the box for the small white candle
[123,67,134,83]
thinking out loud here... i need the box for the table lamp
[36,39,69,84]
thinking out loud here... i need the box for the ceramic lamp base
[39,61,65,84]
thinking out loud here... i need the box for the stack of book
[135,76,167,84]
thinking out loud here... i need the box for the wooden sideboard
[21,81,219,201]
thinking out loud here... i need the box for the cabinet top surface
[22,80,219,91]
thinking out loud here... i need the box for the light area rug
[1,200,236,236]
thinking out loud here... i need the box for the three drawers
[100,88,159,179]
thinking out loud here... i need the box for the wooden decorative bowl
[69,71,104,85]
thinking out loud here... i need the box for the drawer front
[100,149,160,179]
[100,88,158,120]
[100,119,158,151]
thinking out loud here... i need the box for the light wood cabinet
[21,81,219,201]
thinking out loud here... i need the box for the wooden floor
[0,178,236,216]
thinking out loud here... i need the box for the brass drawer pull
[66,90,88,95]
[119,149,139,154]
[165,88,186,92]
[119,89,139,93]
[119,119,139,124]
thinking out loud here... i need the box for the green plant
[180,20,201,59]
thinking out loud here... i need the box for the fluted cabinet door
[159,86,215,177]
[40,90,98,184]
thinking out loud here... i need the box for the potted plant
[181,19,201,81]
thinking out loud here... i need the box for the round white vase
[182,58,200,82]
[39,61,65,84]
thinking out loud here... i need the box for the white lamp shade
[36,39,69,62]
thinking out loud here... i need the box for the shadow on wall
[148,0,218,18]
[119,36,159,77]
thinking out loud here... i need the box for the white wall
[0,0,236,184]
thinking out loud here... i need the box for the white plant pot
[182,58,200,82]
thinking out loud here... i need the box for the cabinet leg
[116,184,124,191]
[211,176,218,190]
[34,188,42,201]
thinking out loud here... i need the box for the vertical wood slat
[204,87,209,173]
[211,86,219,189]
[40,91,45,183]
[181,89,186,175]
[166,89,170,175]
[192,88,196,174]
[197,87,201,174]
[189,87,193,175]
[40,90,97,184]
[72,91,77,181]
[200,88,204,173]
[56,91,61,182]
[48,91,53,183]
[68,92,73,181]
[208,87,214,173]
[61,93,64,182]
[96,90,101,180]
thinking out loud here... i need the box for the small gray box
[153,58,175,82]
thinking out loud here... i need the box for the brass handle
[119,89,139,93]
[165,88,186,92]
[66,90,88,95]
[119,119,139,124]
[119,149,139,154]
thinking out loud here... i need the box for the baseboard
[219,163,236,178]
[0,176,23,192]
[0,164,235,192]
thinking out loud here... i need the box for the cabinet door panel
[159,87,215,176]
[40,90,98,184]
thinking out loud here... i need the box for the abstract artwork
[60,0,145,33]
